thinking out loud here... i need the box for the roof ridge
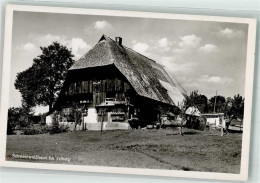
[101,35,165,68]
[100,35,158,64]
[98,35,167,69]
[98,34,115,42]
[106,36,115,64]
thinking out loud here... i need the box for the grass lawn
[6,128,242,173]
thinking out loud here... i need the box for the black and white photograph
[0,4,257,181]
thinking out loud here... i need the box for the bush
[21,112,69,135]
[23,128,41,135]
[22,125,50,135]
[22,126,49,135]
[49,112,69,135]
[7,121,16,135]
[22,124,68,135]
[49,124,68,135]
[19,120,30,127]
[40,113,47,126]
[7,107,21,135]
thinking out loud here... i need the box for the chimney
[115,37,122,46]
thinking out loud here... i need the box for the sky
[9,11,249,113]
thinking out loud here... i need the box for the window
[111,113,125,122]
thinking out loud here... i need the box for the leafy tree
[15,67,37,109]
[227,94,244,119]
[208,95,226,113]
[185,91,208,113]
[224,97,233,117]
[7,107,22,134]
[20,101,35,127]
[15,42,74,111]
[15,67,37,125]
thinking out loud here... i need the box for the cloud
[131,40,193,75]
[40,35,92,60]
[158,38,171,51]
[173,35,218,54]
[38,35,92,59]
[195,75,233,84]
[39,34,61,46]
[155,56,194,75]
[179,34,201,49]
[18,42,37,51]
[218,28,244,39]
[92,20,114,32]
[132,42,150,56]
[69,38,92,59]
[156,56,175,68]
[183,75,233,95]
[71,38,87,51]
[199,44,218,53]
[132,40,137,44]
[24,34,92,60]
[173,34,201,54]
[198,75,221,83]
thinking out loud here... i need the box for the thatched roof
[69,35,186,106]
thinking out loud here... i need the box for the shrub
[23,128,41,135]
[22,125,53,135]
[49,125,68,135]
[19,120,30,127]
[40,113,47,126]
[22,124,49,135]
[7,107,21,135]
[40,126,50,134]
[21,112,69,135]
[49,112,69,135]
[7,121,16,135]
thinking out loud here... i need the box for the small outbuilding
[201,113,226,129]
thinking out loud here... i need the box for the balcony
[105,98,126,105]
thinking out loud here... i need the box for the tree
[227,94,244,119]
[15,67,37,125]
[15,67,37,107]
[208,95,226,113]
[15,42,74,111]
[7,107,22,134]
[185,91,208,113]
[20,101,35,127]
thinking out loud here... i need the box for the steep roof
[69,35,186,107]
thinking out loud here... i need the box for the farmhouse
[46,35,186,130]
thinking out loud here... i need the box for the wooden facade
[51,64,173,130]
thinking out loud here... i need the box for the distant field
[6,129,242,173]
